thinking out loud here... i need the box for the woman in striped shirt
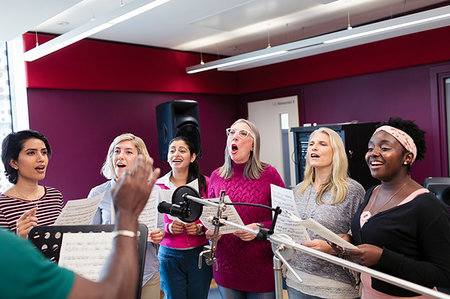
[0,130,63,238]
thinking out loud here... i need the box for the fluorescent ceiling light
[23,0,170,62]
[186,5,450,74]
[324,11,450,44]
[187,50,287,74]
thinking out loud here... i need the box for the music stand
[29,224,148,299]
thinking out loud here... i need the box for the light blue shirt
[89,180,164,285]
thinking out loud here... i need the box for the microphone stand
[180,192,450,299]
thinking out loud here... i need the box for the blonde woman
[286,127,365,299]
[89,133,164,299]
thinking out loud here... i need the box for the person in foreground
[156,136,212,299]
[89,133,164,299]
[0,130,63,238]
[349,117,450,298]
[0,154,161,299]
[286,127,365,299]
[207,118,285,298]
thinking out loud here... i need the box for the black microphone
[157,201,187,218]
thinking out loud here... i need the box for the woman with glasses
[286,127,364,299]
[207,118,285,298]
[0,130,63,239]
[156,136,212,299]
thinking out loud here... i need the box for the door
[248,95,299,188]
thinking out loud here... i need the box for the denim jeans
[158,245,212,299]
[217,285,275,299]
[286,286,323,299]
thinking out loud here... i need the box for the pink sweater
[156,173,209,249]
[208,162,284,293]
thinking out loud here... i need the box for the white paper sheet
[54,192,104,225]
[271,185,310,243]
[59,232,114,281]
[199,195,245,234]
[285,211,357,249]
[138,188,160,241]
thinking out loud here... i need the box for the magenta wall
[27,89,240,201]
[240,61,450,185]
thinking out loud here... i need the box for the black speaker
[156,100,201,161]
[424,177,450,212]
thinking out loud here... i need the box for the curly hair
[1,130,52,184]
[380,117,427,161]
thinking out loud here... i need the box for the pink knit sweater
[207,162,284,293]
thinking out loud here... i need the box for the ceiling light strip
[186,5,450,74]
[23,0,170,62]
[324,12,450,44]
[187,50,287,74]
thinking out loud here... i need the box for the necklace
[301,186,320,219]
[360,181,408,223]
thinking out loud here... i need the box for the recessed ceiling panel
[190,0,317,32]
[0,0,82,41]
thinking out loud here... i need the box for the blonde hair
[299,127,349,205]
[101,133,150,180]
[218,119,265,180]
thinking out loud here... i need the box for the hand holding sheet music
[271,184,356,249]
[284,210,357,249]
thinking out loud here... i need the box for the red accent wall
[23,34,238,94]
[24,26,450,94]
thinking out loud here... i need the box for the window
[0,41,13,191]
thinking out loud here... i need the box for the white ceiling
[1,0,449,58]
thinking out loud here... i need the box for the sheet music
[161,179,199,224]
[200,195,245,234]
[54,192,104,225]
[138,188,159,241]
[271,185,310,243]
[286,211,357,249]
[59,232,114,281]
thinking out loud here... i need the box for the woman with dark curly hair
[0,130,63,238]
[349,117,450,298]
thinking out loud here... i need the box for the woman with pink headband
[348,117,450,298]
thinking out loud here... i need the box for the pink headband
[374,125,417,164]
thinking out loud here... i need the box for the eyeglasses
[226,128,255,139]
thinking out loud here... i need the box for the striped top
[0,187,63,232]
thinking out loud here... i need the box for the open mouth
[311,153,319,158]
[35,165,45,172]
[117,164,126,168]
[172,159,182,163]
[369,160,384,166]
[231,144,238,154]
